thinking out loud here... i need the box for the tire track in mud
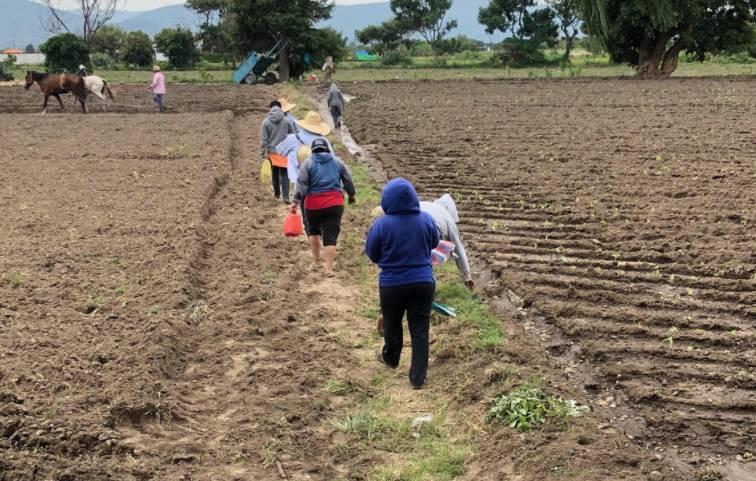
[114,101,368,480]
[344,79,756,477]
[112,109,263,479]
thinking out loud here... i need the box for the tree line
[36,0,756,79]
[357,0,756,78]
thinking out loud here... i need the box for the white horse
[70,75,115,110]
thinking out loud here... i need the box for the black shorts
[305,205,344,246]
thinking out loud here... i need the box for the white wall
[0,53,46,65]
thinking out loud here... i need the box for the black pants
[380,282,435,387]
[330,105,342,127]
[271,165,289,202]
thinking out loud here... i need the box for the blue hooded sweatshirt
[365,178,440,288]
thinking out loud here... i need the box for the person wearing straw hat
[276,111,334,231]
[292,139,356,276]
[278,98,299,133]
[276,111,332,187]
[262,100,296,203]
[149,65,166,113]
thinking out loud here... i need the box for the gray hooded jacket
[327,83,344,110]
[260,106,294,160]
[420,194,471,281]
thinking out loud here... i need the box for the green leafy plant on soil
[487,385,589,432]
[325,379,352,396]
[9,272,23,289]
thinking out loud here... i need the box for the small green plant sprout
[162,144,191,159]
[10,272,23,289]
[486,385,589,432]
[664,326,680,346]
[325,379,351,396]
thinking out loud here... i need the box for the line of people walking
[259,84,473,390]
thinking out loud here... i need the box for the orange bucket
[284,207,304,237]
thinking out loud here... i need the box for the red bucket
[284,207,304,237]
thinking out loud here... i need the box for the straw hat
[296,111,331,136]
[152,65,161,71]
[297,145,312,165]
[279,98,297,113]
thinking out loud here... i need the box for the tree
[42,0,125,50]
[479,0,534,39]
[287,27,348,75]
[547,0,579,60]
[480,0,562,66]
[390,0,457,51]
[25,44,35,53]
[229,0,333,81]
[155,28,200,68]
[521,7,559,48]
[574,0,756,78]
[92,25,126,58]
[187,0,229,26]
[436,35,485,54]
[39,33,90,72]
[356,19,413,55]
[479,0,559,46]
[120,31,154,68]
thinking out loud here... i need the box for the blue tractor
[233,37,287,85]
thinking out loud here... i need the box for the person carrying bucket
[149,65,166,113]
[292,139,355,276]
[276,111,333,229]
[365,178,439,390]
[261,100,295,203]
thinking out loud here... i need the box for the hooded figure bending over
[420,194,473,290]
[366,178,439,389]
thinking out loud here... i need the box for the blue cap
[311,138,330,153]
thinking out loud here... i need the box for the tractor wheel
[244,74,257,85]
[264,72,278,85]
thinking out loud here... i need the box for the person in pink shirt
[149,65,166,113]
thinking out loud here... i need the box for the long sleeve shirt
[150,72,166,94]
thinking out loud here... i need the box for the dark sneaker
[411,382,424,390]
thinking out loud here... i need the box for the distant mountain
[1,0,496,51]
[116,5,202,36]
[322,0,499,42]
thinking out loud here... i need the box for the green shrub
[40,33,90,72]
[381,46,413,67]
[0,58,14,81]
[496,39,547,68]
[121,31,154,68]
[91,52,114,69]
[154,27,199,69]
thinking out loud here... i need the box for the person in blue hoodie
[365,178,440,389]
[293,139,356,275]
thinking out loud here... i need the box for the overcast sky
[77,0,390,12]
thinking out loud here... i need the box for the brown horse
[25,71,89,114]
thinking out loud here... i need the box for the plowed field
[346,78,756,465]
